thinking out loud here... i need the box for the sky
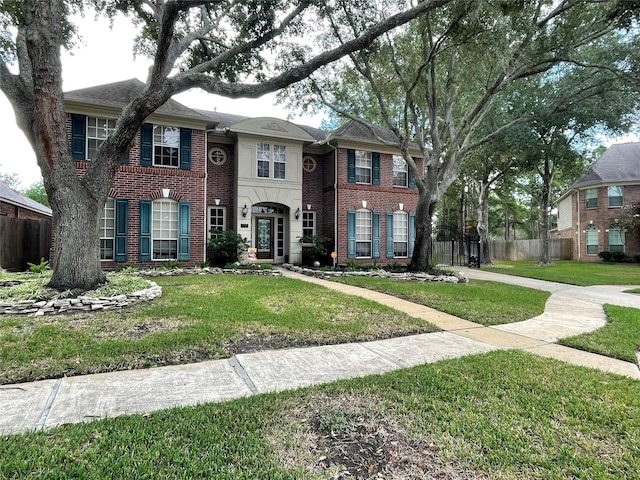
[1,13,638,189]
[0,14,323,189]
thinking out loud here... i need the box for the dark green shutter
[372,211,380,258]
[178,202,191,261]
[115,199,128,262]
[347,149,355,183]
[372,152,380,185]
[386,212,394,258]
[140,124,153,166]
[179,128,192,170]
[121,151,130,165]
[70,114,86,160]
[408,170,416,188]
[347,210,356,258]
[139,200,151,261]
[408,212,416,258]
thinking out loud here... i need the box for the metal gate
[431,224,480,268]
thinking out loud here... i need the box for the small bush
[209,230,249,266]
[27,257,49,273]
[634,253,640,264]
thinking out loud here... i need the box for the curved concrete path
[1,268,639,435]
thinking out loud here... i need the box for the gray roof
[571,142,640,189]
[65,79,211,121]
[0,181,52,217]
[329,119,400,145]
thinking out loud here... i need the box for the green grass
[487,260,640,286]
[331,276,549,325]
[560,304,640,363]
[0,275,436,385]
[2,351,639,479]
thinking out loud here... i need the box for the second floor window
[355,151,372,184]
[393,155,408,187]
[153,125,180,167]
[87,117,116,160]
[585,188,598,209]
[257,143,286,179]
[608,186,623,208]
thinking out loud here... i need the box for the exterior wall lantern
[295,207,301,219]
[242,204,248,217]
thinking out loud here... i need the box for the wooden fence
[0,217,51,271]
[490,238,573,261]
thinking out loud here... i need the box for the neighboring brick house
[64,79,422,268]
[556,142,640,260]
[0,181,51,221]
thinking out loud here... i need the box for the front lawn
[0,275,436,385]
[487,260,640,286]
[331,276,549,326]
[2,351,639,479]
[560,304,640,363]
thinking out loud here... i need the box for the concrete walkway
[1,269,639,435]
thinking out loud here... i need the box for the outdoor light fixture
[295,207,301,219]
[242,204,248,217]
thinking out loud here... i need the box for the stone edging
[0,281,162,317]
[281,264,467,283]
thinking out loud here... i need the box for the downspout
[329,142,338,261]
[576,189,581,259]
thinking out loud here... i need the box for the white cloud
[0,14,322,188]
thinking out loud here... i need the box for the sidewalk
[1,268,639,435]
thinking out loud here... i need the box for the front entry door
[256,217,273,260]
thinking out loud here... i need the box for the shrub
[611,251,631,263]
[208,230,249,266]
[27,257,49,273]
[634,253,640,264]
[598,251,613,262]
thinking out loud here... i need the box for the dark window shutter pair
[139,200,190,261]
[140,124,191,170]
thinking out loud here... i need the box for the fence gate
[431,224,480,268]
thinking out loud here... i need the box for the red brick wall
[335,148,421,264]
[557,185,640,260]
[0,201,50,221]
[69,118,207,269]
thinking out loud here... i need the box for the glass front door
[256,217,273,259]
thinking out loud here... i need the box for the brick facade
[557,185,640,260]
[0,201,50,221]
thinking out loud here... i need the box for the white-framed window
[153,125,180,167]
[585,188,598,209]
[355,150,372,184]
[393,211,409,257]
[274,145,286,179]
[100,198,115,260]
[152,199,178,260]
[355,209,372,257]
[257,142,270,178]
[208,206,226,238]
[393,155,408,187]
[608,185,623,208]
[608,225,624,252]
[208,147,227,165]
[302,211,315,238]
[87,117,117,160]
[256,143,287,179]
[303,156,316,172]
[585,224,598,255]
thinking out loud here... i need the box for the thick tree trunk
[410,194,437,272]
[49,184,106,290]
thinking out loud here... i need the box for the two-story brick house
[556,142,640,260]
[64,79,422,268]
